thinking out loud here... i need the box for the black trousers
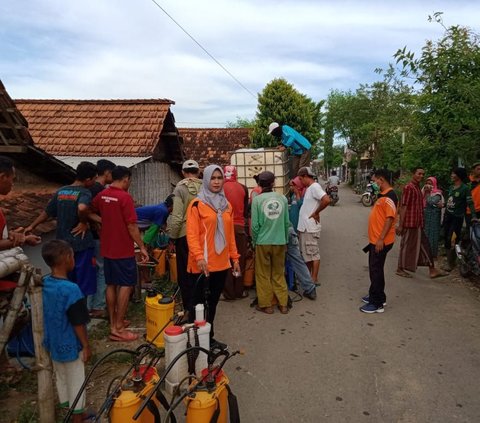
[368,243,393,307]
[188,270,228,339]
[443,213,464,250]
[175,236,193,315]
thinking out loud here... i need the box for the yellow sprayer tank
[145,292,174,347]
[185,370,229,423]
[110,366,159,423]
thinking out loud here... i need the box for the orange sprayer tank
[152,248,167,276]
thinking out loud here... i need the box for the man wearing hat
[167,159,202,319]
[297,166,330,284]
[267,122,312,176]
[251,171,290,314]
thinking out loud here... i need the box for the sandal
[396,270,413,278]
[255,305,274,314]
[430,270,448,279]
[109,331,138,342]
[278,305,289,314]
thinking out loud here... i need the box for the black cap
[258,171,275,187]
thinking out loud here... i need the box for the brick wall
[179,128,252,169]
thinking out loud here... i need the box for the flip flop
[396,270,413,278]
[123,320,131,328]
[430,271,448,279]
[109,331,138,342]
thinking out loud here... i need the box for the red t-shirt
[0,209,6,239]
[223,181,248,226]
[92,186,137,259]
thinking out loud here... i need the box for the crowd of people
[1,131,478,419]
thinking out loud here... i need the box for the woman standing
[422,176,444,260]
[186,165,240,349]
[442,167,477,271]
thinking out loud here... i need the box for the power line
[148,0,256,99]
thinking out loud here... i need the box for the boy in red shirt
[92,166,148,342]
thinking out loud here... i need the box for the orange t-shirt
[467,177,480,214]
[368,188,398,245]
[186,199,240,274]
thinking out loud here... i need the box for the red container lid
[201,367,224,383]
[164,325,183,336]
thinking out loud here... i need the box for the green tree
[251,78,323,153]
[394,13,480,184]
[226,116,256,128]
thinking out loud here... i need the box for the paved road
[216,184,480,422]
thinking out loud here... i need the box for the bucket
[168,253,177,283]
[243,255,255,287]
[145,293,174,347]
[152,249,167,276]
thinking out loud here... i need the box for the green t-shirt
[445,183,474,218]
[251,192,289,246]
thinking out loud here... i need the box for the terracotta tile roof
[1,188,58,234]
[15,99,175,157]
[179,128,251,168]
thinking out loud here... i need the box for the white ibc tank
[164,325,188,395]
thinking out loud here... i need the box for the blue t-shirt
[281,125,312,156]
[42,276,89,362]
[46,185,94,252]
[136,203,169,227]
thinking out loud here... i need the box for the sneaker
[210,338,228,351]
[303,289,317,300]
[361,295,386,306]
[360,303,384,314]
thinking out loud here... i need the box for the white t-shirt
[297,182,327,233]
[328,175,340,186]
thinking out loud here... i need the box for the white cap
[182,159,199,170]
[267,122,280,135]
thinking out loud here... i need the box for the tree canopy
[250,78,323,154]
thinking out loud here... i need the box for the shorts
[68,248,96,297]
[104,257,137,286]
[53,354,85,414]
[299,231,321,262]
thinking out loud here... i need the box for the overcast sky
[1,0,478,127]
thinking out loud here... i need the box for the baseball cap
[267,122,280,135]
[258,171,275,187]
[297,167,316,177]
[182,159,199,170]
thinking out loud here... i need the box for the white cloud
[1,0,479,125]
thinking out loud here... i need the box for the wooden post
[0,265,31,352]
[29,268,55,423]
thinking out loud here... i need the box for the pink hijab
[423,176,442,207]
[290,176,306,198]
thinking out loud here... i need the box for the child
[41,240,91,422]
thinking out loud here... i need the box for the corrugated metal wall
[130,162,181,205]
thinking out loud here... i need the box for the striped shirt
[401,182,424,228]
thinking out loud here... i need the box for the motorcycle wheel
[459,262,471,278]
[361,194,373,207]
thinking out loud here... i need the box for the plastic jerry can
[152,248,167,276]
[164,325,188,395]
[145,293,174,347]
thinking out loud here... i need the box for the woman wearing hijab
[186,165,241,349]
[422,176,444,260]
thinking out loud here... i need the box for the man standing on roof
[167,159,202,320]
[27,162,98,297]
[222,165,249,300]
[268,122,312,176]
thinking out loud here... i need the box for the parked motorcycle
[361,181,379,207]
[326,182,339,206]
[455,222,480,277]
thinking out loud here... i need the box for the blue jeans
[87,240,106,310]
[287,229,316,294]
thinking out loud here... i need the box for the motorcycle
[326,182,339,206]
[455,222,480,277]
[361,181,379,207]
